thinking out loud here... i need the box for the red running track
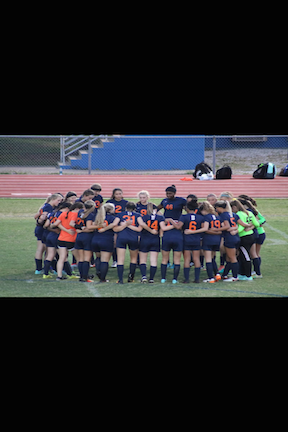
[0,175,287,199]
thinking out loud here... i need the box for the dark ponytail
[65,202,84,219]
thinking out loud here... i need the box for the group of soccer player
[34,183,266,284]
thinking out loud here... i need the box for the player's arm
[138,218,158,235]
[113,217,131,232]
[57,222,75,236]
[127,217,143,233]
[165,218,184,230]
[184,221,209,235]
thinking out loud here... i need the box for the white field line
[265,223,288,241]
[84,283,101,297]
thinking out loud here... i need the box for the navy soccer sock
[140,264,147,277]
[44,260,51,276]
[82,261,90,280]
[253,258,261,275]
[64,261,72,276]
[212,258,218,275]
[150,266,157,280]
[223,262,232,277]
[100,262,109,281]
[35,258,42,271]
[173,264,180,281]
[231,262,239,279]
[194,267,201,282]
[78,262,84,279]
[117,265,124,282]
[130,263,137,277]
[206,262,214,279]
[161,264,167,280]
[184,267,190,282]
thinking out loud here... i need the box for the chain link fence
[0,135,287,175]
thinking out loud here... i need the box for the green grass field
[0,198,287,298]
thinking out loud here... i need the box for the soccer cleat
[253,274,263,279]
[238,275,253,281]
[203,278,216,283]
[172,279,178,284]
[128,273,135,283]
[149,280,154,284]
[56,276,67,281]
[215,274,221,282]
[161,279,166,284]
[223,277,239,282]
[35,270,44,275]
[141,276,148,284]
[67,275,80,280]
[111,261,117,268]
[117,280,124,284]
[43,274,52,279]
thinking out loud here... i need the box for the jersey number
[123,215,136,226]
[189,221,197,231]
[147,220,159,231]
[211,220,221,229]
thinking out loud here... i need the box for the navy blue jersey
[202,213,222,245]
[179,213,205,243]
[37,203,54,225]
[93,214,116,240]
[141,214,165,239]
[161,196,187,220]
[92,194,103,209]
[218,212,240,239]
[106,199,129,215]
[136,203,157,217]
[116,211,142,239]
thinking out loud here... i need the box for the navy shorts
[91,237,114,253]
[46,231,59,248]
[162,233,183,252]
[224,236,240,250]
[35,226,44,241]
[74,233,93,251]
[183,237,201,251]
[255,233,266,245]
[139,236,160,253]
[202,238,221,252]
[116,235,139,251]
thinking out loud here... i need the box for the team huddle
[34,183,266,284]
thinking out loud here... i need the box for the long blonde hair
[94,203,115,225]
[198,201,217,215]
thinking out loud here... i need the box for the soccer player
[114,202,143,284]
[136,190,157,217]
[91,203,119,283]
[198,201,223,284]
[138,204,167,284]
[55,202,85,281]
[106,188,129,268]
[74,200,97,282]
[230,199,259,281]
[91,184,104,209]
[176,201,208,283]
[238,195,266,278]
[34,193,63,274]
[42,202,72,279]
[157,185,187,283]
